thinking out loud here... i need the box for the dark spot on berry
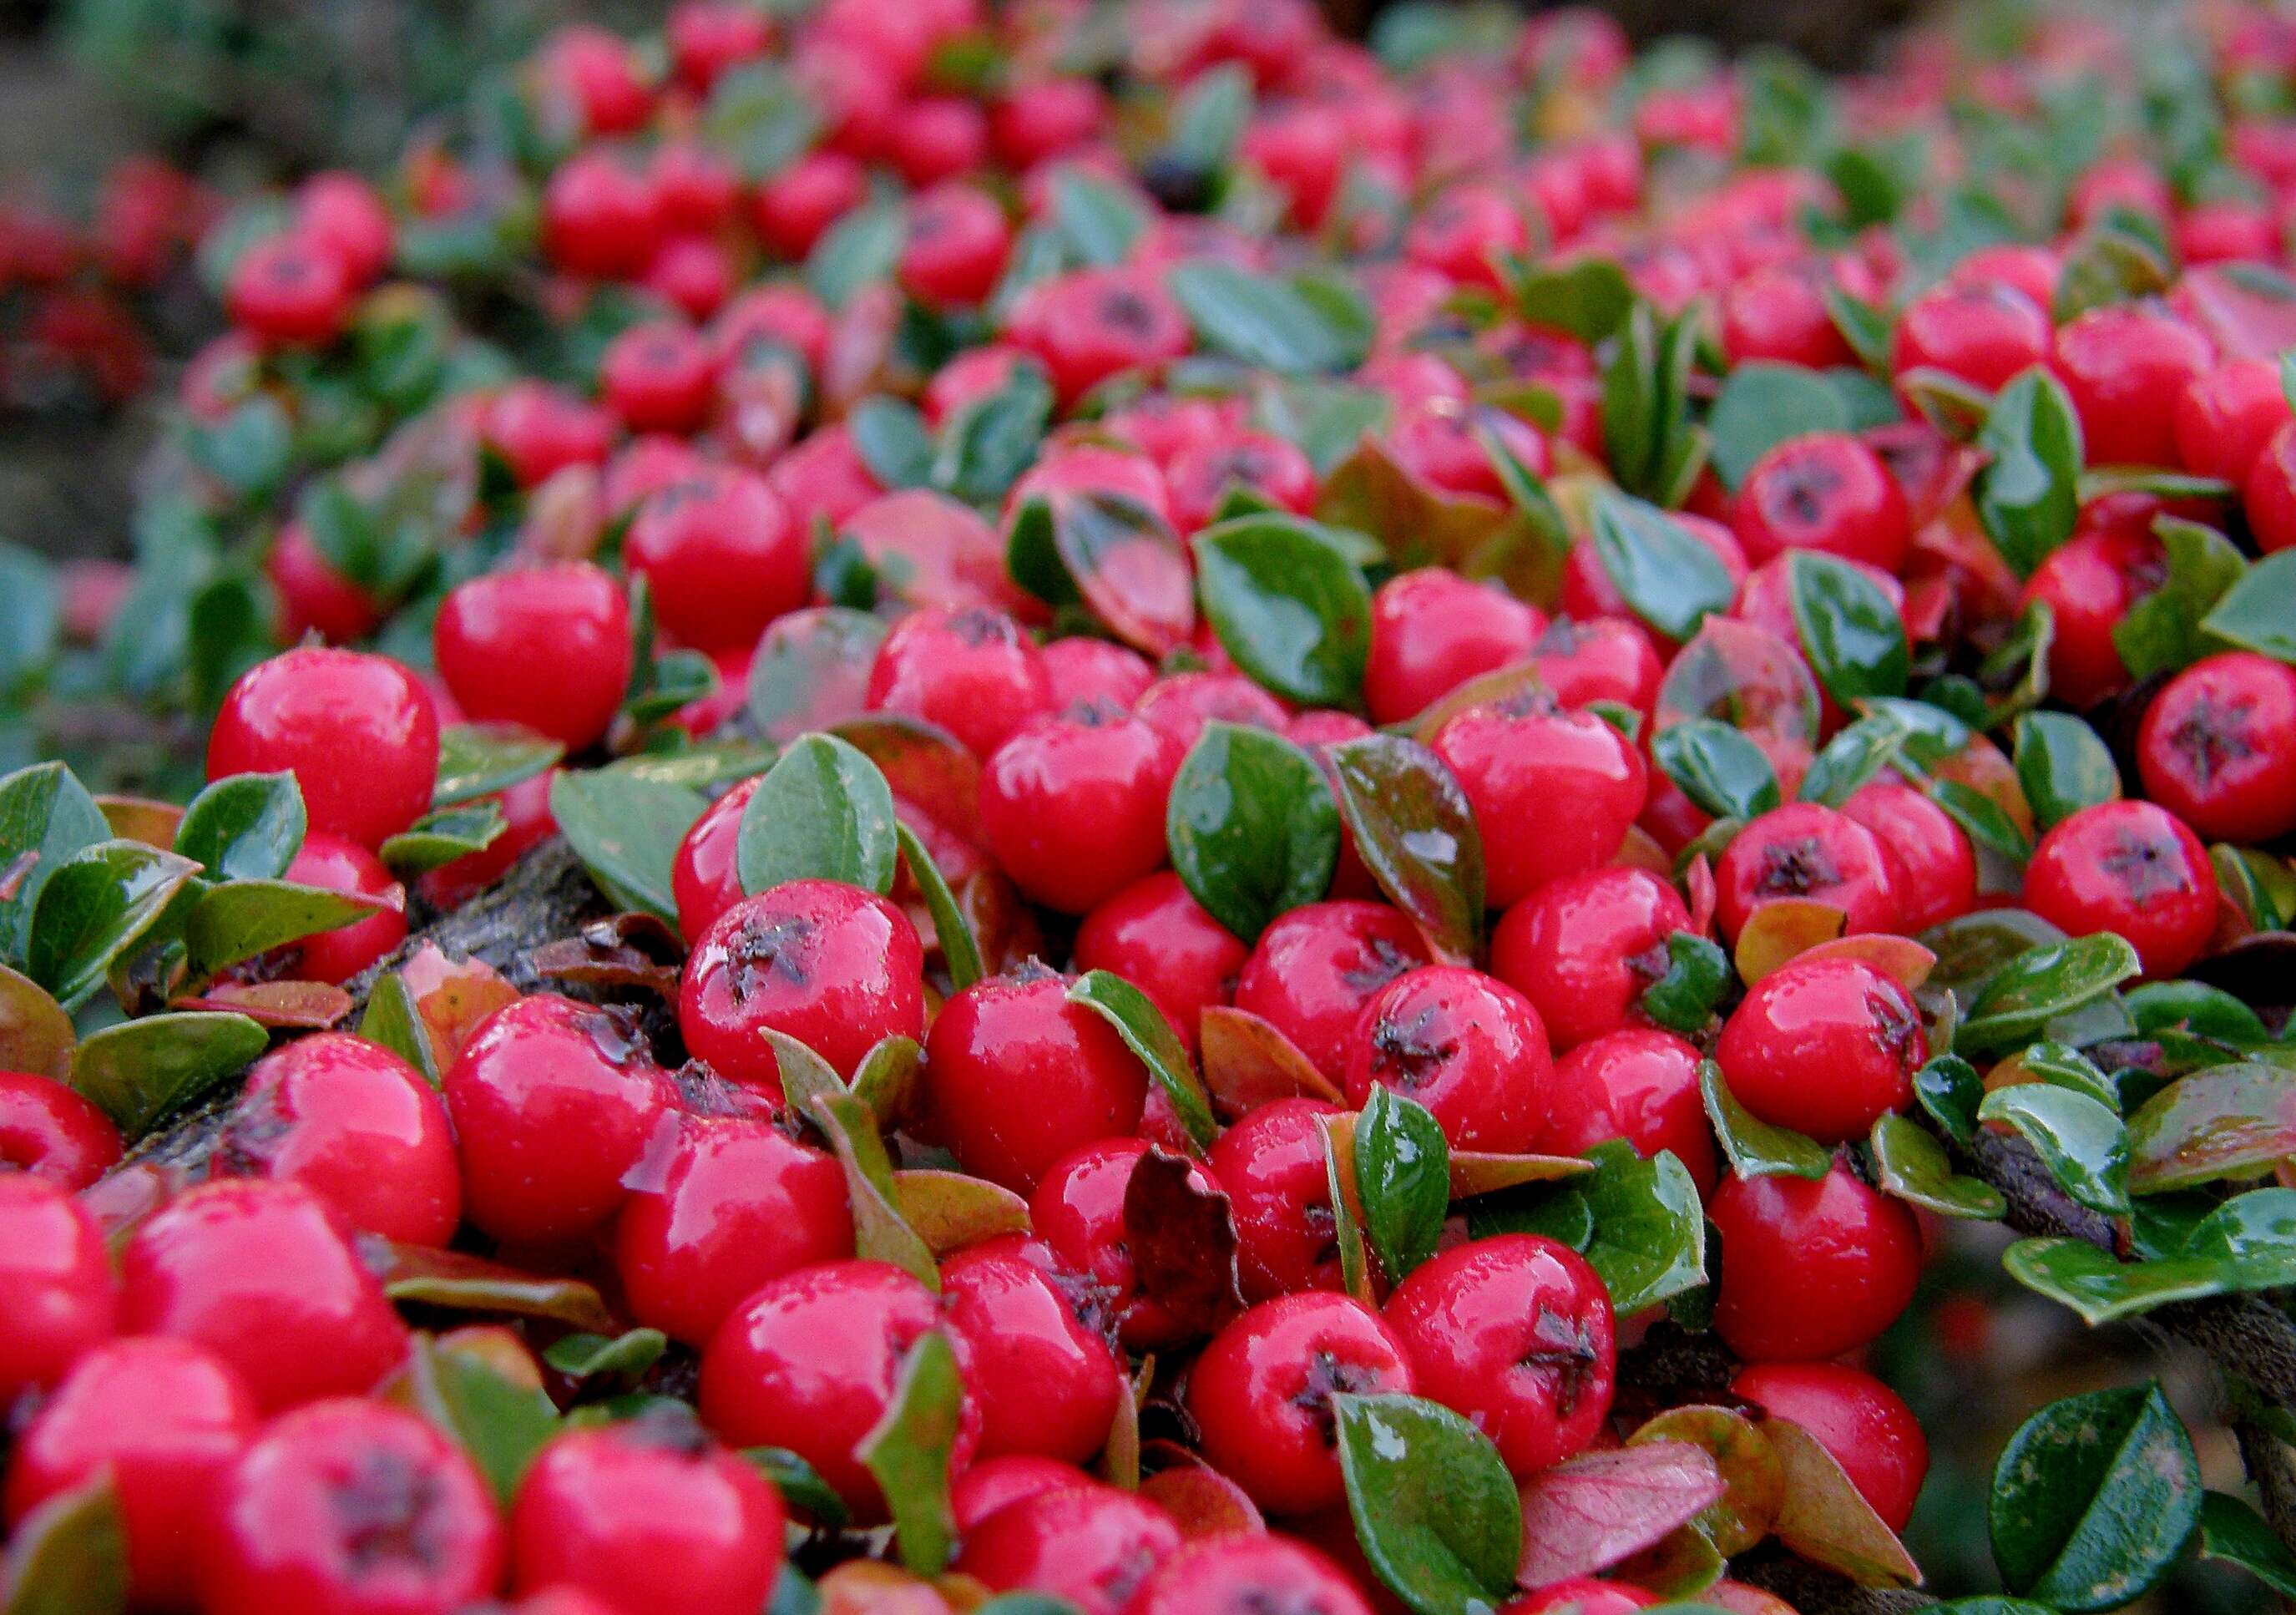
[1289,1349,1390,1443]
[1371,1005,1458,1091]
[1338,935,1418,995]
[1754,835,1842,899]
[330,1448,450,1577]
[2101,833,2194,903]
[723,915,817,1000]
[1514,1304,1601,1416]
[947,607,1019,649]
[2169,692,2257,787]
[1865,986,1924,1071]
[1765,457,1845,532]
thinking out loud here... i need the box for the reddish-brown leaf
[1515,1440,1726,1589]
[1122,1147,1243,1336]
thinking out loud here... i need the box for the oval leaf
[69,1010,268,1137]
[549,771,707,924]
[1335,1392,1524,1615]
[1870,1113,2005,1219]
[1066,970,1219,1153]
[174,771,306,881]
[1788,551,1910,706]
[1958,934,2142,1055]
[1167,722,1340,945]
[736,732,899,897]
[1325,734,1485,965]
[1355,1086,1450,1282]
[1978,1085,2131,1217]
[1975,367,2083,580]
[1194,514,1373,706]
[1989,1383,2201,1610]
[2127,1062,2296,1193]
[1589,489,1736,643]
[2012,712,2121,830]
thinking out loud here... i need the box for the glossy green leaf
[1168,261,1373,373]
[1195,514,1373,706]
[2001,1237,2230,1324]
[1920,908,2067,999]
[0,1472,127,1615]
[1871,1112,2006,1218]
[26,840,200,1009]
[544,1328,669,1382]
[2128,1063,2296,1192]
[1975,367,2083,579]
[1325,734,1485,965]
[1978,1085,2131,1217]
[1578,1142,1707,1315]
[1335,1392,1523,1615]
[735,732,898,897]
[68,1010,267,1137]
[380,802,507,874]
[1068,970,1219,1152]
[549,771,708,924]
[2012,712,2121,830]
[173,772,305,881]
[1989,1382,2201,1610]
[1915,1053,1986,1147]
[1707,362,1851,489]
[1702,1059,1832,1182]
[1651,719,1782,822]
[1788,551,1910,705]
[1588,488,1736,642]
[408,1334,559,1506]
[1640,932,1732,1035]
[896,823,983,991]
[183,878,382,980]
[746,610,886,746]
[1957,934,2142,1054]
[0,762,109,969]
[2197,1491,2296,1597]
[1354,1086,1450,1281]
[2116,519,2248,681]
[812,1086,938,1288]
[432,724,563,808]
[1927,777,2032,874]
[1798,711,1914,807]
[741,1448,850,1530]
[1166,722,1340,944]
[2182,1187,2296,1288]
[857,1330,965,1575]
[2201,546,2296,665]
[933,361,1054,505]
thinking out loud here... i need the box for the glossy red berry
[2052,304,2215,469]
[1430,696,1646,909]
[625,470,808,653]
[1732,433,1911,573]
[2136,651,2296,846]
[1075,871,1248,1051]
[2024,799,2220,977]
[2017,526,2165,710]
[924,965,1150,1193]
[0,1071,121,1188]
[2244,420,2296,554]
[680,879,927,1086]
[1541,1030,1719,1196]
[1733,1360,1929,1531]
[1126,1531,1375,1615]
[276,832,408,984]
[1344,964,1552,1152]
[119,1178,405,1412]
[226,233,352,347]
[1840,780,1978,934]
[1136,672,1289,754]
[600,320,718,435]
[444,995,670,1246]
[543,150,660,280]
[671,776,758,944]
[1384,1234,1616,1474]
[1165,431,1317,534]
[1186,1292,1414,1516]
[1710,1166,1922,1361]
[435,561,634,751]
[941,1234,1125,1464]
[614,1113,853,1346]
[1206,1096,1348,1303]
[953,1481,1181,1615]
[510,1415,786,1615]
[2174,357,2292,484]
[485,381,617,489]
[1232,901,1429,1085]
[1491,867,1690,1052]
[751,150,867,260]
[1363,569,1545,725]
[208,647,440,848]
[0,1174,115,1403]
[1722,265,1855,370]
[267,520,382,644]
[220,1032,460,1246]
[980,702,1182,914]
[952,1455,1094,1533]
[198,1399,503,1615]
[1031,1138,1226,1348]
[898,182,1011,307]
[866,605,1054,759]
[1006,268,1193,404]
[3,1337,258,1607]
[1529,615,1666,716]
[1505,1580,1656,1614]
[1717,956,1927,1144]
[1889,280,2051,396]
[1713,802,1900,943]
[700,1260,978,1521]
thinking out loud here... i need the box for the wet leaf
[0,764,112,968]
[432,723,563,808]
[1122,1146,1243,1335]
[1168,261,1372,374]
[1626,1406,1783,1557]
[747,609,888,745]
[69,1011,266,1137]
[1652,719,1782,823]
[1198,1005,1346,1111]
[1764,1416,1923,1588]
[1514,1442,1725,1589]
[934,362,1054,506]
[2127,1063,2296,1193]
[1921,909,2067,1000]
[182,878,383,980]
[1009,491,1197,656]
[1975,367,2081,579]
[1589,489,1736,643]
[1354,1086,1449,1281]
[1871,1113,2005,1219]
[1788,552,1909,705]
[736,732,899,897]
[2011,712,2121,830]
[1799,711,1914,807]
[1989,1383,2201,1610]
[742,1448,850,1530]
[171,979,353,1029]
[812,1088,938,1288]
[1166,723,1339,945]
[0,964,73,1079]
[1979,1085,2130,1217]
[771,1030,852,1126]
[857,1331,965,1575]
[174,772,306,881]
[1656,619,1821,752]
[1322,1112,1374,1305]
[851,1034,923,1128]
[549,770,707,924]
[893,1170,1032,1255]
[1702,1060,1830,1182]
[2116,519,2248,681]
[1067,970,1219,1153]
[1578,1142,1707,1315]
[2000,1238,2232,1325]
[1335,1393,1523,1615]
[27,841,200,1009]
[544,1328,668,1383]
[1325,734,1484,965]
[1957,934,2142,1056]
[1640,933,1732,1035]
[0,1472,127,1615]
[369,1242,616,1331]
[380,802,507,874]
[1194,514,1372,707]
[404,1332,559,1506]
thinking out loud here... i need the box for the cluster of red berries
[13,0,2296,1611]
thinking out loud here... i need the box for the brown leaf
[893,1171,1031,1255]
[529,912,685,995]
[95,795,185,850]
[1732,900,1848,988]
[399,944,520,1071]
[1790,934,1935,990]
[170,979,352,1029]
[1139,1464,1265,1540]
[361,1238,615,1332]
[1198,1005,1344,1115]
[1121,1147,1242,1336]
[1409,657,1551,746]
[1762,1416,1924,1589]
[1515,1440,1726,1589]
[1449,1149,1595,1197]
[1626,1405,1784,1557]
[958,869,1044,975]
[0,964,74,1079]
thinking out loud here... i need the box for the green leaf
[2129,1065,2296,1192]
[1975,367,2083,579]
[1978,1086,2131,1217]
[857,1331,965,1575]
[2001,1238,2232,1325]
[544,1328,669,1382]
[747,609,887,746]
[1601,301,1705,506]
[432,724,563,808]
[2200,547,2296,665]
[1050,172,1148,266]
[1194,515,1373,706]
[932,361,1054,505]
[409,1334,559,1506]
[1823,285,1895,372]
[2197,1491,2296,1597]
[810,1090,940,1290]
[1167,62,1253,175]
[1588,488,1736,642]
[0,762,109,968]
[1355,1087,1450,1281]
[1989,1383,2201,1610]
[1651,719,1783,822]
[174,772,306,882]
[896,823,984,991]
[1927,778,2033,874]
[183,878,382,980]
[380,802,507,874]
[1578,1142,1707,1314]
[0,1473,128,1615]
[1640,932,1732,1034]
[1510,257,1634,343]
[1915,1053,1987,1147]
[26,841,201,1009]
[1334,1392,1523,1615]
[2054,214,2174,323]
[2012,712,2121,829]
[1707,362,1852,489]
[2183,1187,2296,1288]
[1166,722,1340,944]
[1798,711,1914,807]
[69,1011,267,1137]
[0,542,59,698]
[1788,551,1910,705]
[1871,1113,2007,1219]
[1702,1059,1832,1182]
[1255,377,1392,474]
[1067,970,1219,1153]
[1325,734,1485,965]
[2116,518,2249,680]
[1958,934,2142,1054]
[736,732,899,897]
[1168,261,1373,374]
[847,397,935,492]
[741,1448,850,1531]
[805,198,903,309]
[702,63,820,181]
[549,771,708,924]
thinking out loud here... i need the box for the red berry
[2017,525,2166,710]
[680,879,927,1086]
[1364,569,1545,725]
[296,173,394,287]
[1840,781,1977,933]
[198,1399,503,1615]
[1006,268,1193,405]
[1165,431,1317,534]
[1136,672,1290,755]
[510,1415,786,1615]
[485,381,617,489]
[444,995,670,1246]
[544,24,653,134]
[226,234,352,347]
[2137,651,2296,845]
[668,3,773,91]
[1890,280,2051,396]
[2245,420,2296,554]
[2174,357,2292,484]
[1733,1360,1929,1531]
[2052,304,2214,469]
[867,605,1054,759]
[1384,1233,1616,1474]
[1722,265,1855,370]
[266,520,382,644]
[952,1455,1094,1532]
[1207,1096,1348,1303]
[276,832,408,984]
[751,151,868,260]
[1429,695,1646,909]
[220,1032,460,1246]
[941,1234,1125,1463]
[1031,1137,1227,1348]
[1732,433,1911,573]
[119,1179,406,1412]
[898,183,1011,307]
[615,1113,852,1347]
[923,965,1150,1194]
[208,647,440,848]
[1491,867,1691,1051]
[599,320,719,435]
[980,702,1182,914]
[1232,901,1429,1086]
[0,1174,115,1402]
[1344,964,1552,1152]
[671,776,759,944]
[1505,1580,1656,1614]
[0,1071,121,1188]
[625,469,807,652]
[1186,1293,1414,1516]
[1713,802,1900,943]
[1710,1166,1921,1360]
[2024,799,2219,977]
[1075,871,1249,1052]
[1717,956,1927,1143]
[1127,1531,1375,1615]
[700,1259,979,1521]
[953,1481,1181,1615]
[1529,615,1666,716]
[1541,1030,1719,1196]
[434,561,634,751]
[3,1338,258,1607]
